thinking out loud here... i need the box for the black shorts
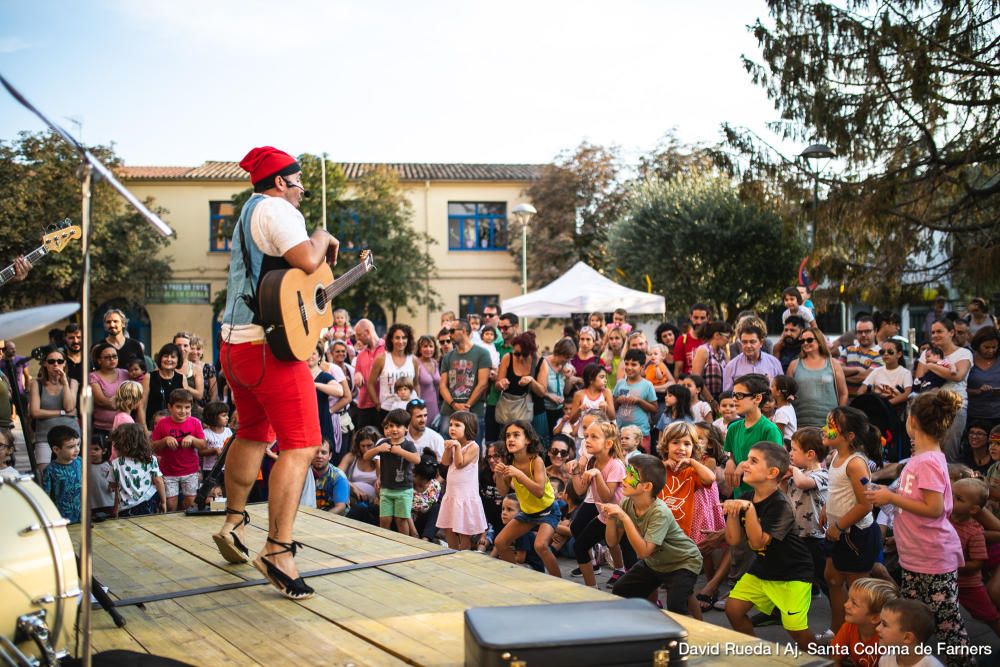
[827,522,881,573]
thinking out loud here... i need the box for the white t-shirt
[691,400,713,423]
[410,427,445,461]
[863,365,914,392]
[203,426,233,470]
[918,346,974,407]
[221,196,310,343]
[781,305,815,324]
[773,405,797,441]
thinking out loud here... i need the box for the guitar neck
[0,245,47,287]
[323,261,371,301]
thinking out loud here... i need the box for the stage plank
[71,506,828,666]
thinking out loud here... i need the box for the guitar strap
[235,212,265,327]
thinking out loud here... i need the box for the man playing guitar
[214,146,339,600]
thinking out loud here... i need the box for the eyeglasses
[968,431,988,438]
[550,449,569,458]
[799,337,816,344]
[438,338,452,345]
[46,358,66,365]
[881,349,898,356]
[482,312,497,319]
[512,351,525,357]
[731,391,758,400]
[448,328,460,334]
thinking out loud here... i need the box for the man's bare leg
[217,437,269,551]
[259,445,318,578]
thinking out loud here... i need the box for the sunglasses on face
[46,358,66,365]
[438,339,452,345]
[550,449,569,457]
[799,337,816,344]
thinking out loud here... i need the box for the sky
[0,0,789,168]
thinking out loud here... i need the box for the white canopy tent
[500,261,665,318]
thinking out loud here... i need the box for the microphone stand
[1,72,173,667]
[185,434,234,516]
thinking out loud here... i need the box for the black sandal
[253,537,315,601]
[213,508,251,564]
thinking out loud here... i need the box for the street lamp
[799,143,835,251]
[511,203,536,294]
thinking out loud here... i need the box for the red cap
[239,146,300,185]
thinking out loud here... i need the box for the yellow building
[113,161,542,358]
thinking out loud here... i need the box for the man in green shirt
[723,373,784,497]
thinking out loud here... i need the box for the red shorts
[959,584,1000,623]
[220,341,321,451]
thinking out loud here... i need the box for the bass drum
[0,475,80,664]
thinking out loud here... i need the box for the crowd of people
[3,286,1000,663]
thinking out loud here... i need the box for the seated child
[620,425,643,462]
[832,577,900,667]
[603,454,703,615]
[110,423,166,517]
[912,346,949,393]
[875,598,943,667]
[311,440,350,515]
[723,441,816,651]
[41,425,82,523]
[495,494,530,565]
[412,448,443,541]
[950,477,1000,636]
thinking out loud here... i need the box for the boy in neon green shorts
[723,441,816,652]
[363,409,421,535]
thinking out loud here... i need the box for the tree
[607,174,801,321]
[513,142,625,289]
[227,159,440,322]
[727,0,1000,299]
[0,131,172,311]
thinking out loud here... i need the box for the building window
[459,295,499,320]
[448,202,507,250]
[209,201,235,252]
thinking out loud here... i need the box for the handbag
[495,390,533,424]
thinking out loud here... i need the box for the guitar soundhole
[314,285,328,312]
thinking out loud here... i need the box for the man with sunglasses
[438,319,491,443]
[213,146,341,601]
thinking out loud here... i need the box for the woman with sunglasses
[545,434,576,485]
[30,346,80,475]
[787,327,848,427]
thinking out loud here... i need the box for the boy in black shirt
[724,441,815,651]
[363,409,420,535]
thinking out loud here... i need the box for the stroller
[850,392,910,464]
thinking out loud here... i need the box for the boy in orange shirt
[831,577,899,667]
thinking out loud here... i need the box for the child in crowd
[613,349,658,452]
[831,577,899,667]
[620,425,643,462]
[656,384,695,432]
[385,376,415,413]
[657,421,720,618]
[495,494,529,565]
[864,390,973,661]
[88,437,114,517]
[112,380,144,434]
[681,374,713,423]
[151,389,207,511]
[310,440,350,514]
[786,427,830,599]
[569,421,627,588]
[412,448,442,541]
[550,477,580,558]
[0,428,16,478]
[479,326,501,369]
[110,423,166,517]
[645,344,673,392]
[602,327,627,381]
[771,375,798,442]
[823,406,882,634]
[986,425,1000,519]
[912,346,950,393]
[437,411,488,550]
[329,308,353,341]
[603,453,702,614]
[875,598,944,667]
[723,442,816,651]
[723,374,783,499]
[364,409,420,535]
[949,477,1000,636]
[126,358,146,385]
[491,420,562,577]
[201,401,232,476]
[862,339,913,412]
[568,363,615,430]
[713,390,738,437]
[41,425,82,523]
[553,402,576,438]
[781,286,816,325]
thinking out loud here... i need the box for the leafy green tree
[0,131,172,311]
[514,142,625,289]
[226,159,440,322]
[727,0,999,300]
[608,175,801,321]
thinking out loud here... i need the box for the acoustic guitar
[258,249,376,361]
[0,219,82,286]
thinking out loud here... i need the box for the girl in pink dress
[436,411,488,549]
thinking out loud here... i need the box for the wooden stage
[70,506,828,666]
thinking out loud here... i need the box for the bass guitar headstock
[42,219,82,254]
